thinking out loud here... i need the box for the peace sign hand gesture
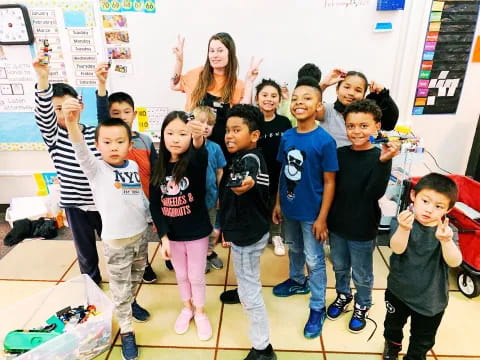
[436,217,453,243]
[173,34,185,62]
[245,57,263,83]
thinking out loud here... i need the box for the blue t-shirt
[205,140,227,209]
[277,126,338,221]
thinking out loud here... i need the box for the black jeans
[65,208,102,283]
[383,289,444,360]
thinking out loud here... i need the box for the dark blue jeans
[329,231,375,307]
[283,216,327,311]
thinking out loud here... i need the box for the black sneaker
[142,263,157,283]
[131,300,150,322]
[244,344,277,360]
[349,302,368,333]
[165,260,174,271]
[327,293,353,320]
[220,288,240,304]
[383,340,402,360]
[120,331,138,360]
[207,251,224,269]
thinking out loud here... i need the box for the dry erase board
[1,0,406,149]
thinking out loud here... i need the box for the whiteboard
[108,0,407,112]
[0,0,408,147]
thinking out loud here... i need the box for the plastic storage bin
[0,275,114,360]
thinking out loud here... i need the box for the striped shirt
[35,84,101,209]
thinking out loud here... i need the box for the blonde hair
[189,32,238,110]
[193,106,216,124]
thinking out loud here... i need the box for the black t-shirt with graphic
[150,146,212,241]
[258,114,292,198]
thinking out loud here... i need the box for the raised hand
[62,98,82,124]
[95,61,110,84]
[32,56,50,81]
[379,140,400,162]
[369,81,385,94]
[187,119,205,139]
[281,82,290,100]
[173,34,185,62]
[436,217,453,243]
[245,56,263,83]
[397,209,414,231]
[320,68,346,88]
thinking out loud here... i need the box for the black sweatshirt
[150,146,212,241]
[219,148,270,246]
[328,146,392,241]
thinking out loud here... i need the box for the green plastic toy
[3,316,64,354]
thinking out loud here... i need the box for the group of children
[32,51,462,360]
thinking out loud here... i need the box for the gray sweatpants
[231,232,270,350]
[103,231,148,333]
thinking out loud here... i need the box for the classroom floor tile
[63,242,160,283]
[0,241,478,360]
[108,346,215,359]
[0,240,77,281]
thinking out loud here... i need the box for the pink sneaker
[194,313,212,341]
[174,307,193,334]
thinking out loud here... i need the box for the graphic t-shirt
[258,114,292,198]
[150,146,212,241]
[277,126,338,221]
[71,142,148,242]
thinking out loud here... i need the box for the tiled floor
[0,239,479,360]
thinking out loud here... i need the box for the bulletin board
[0,0,102,150]
[1,0,408,149]
[412,1,480,115]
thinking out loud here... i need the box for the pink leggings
[169,237,208,307]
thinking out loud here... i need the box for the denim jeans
[283,216,327,311]
[329,231,375,307]
[231,232,270,350]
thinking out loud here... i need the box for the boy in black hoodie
[219,104,276,360]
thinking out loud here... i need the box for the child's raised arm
[436,218,462,267]
[32,54,50,91]
[170,34,185,91]
[96,62,109,97]
[366,81,399,131]
[390,210,414,254]
[319,68,346,91]
[95,62,110,122]
[188,118,205,149]
[63,98,84,143]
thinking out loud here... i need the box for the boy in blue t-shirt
[272,77,338,339]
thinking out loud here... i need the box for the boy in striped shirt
[33,56,102,285]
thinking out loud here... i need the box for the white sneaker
[272,236,286,256]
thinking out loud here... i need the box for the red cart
[401,175,480,298]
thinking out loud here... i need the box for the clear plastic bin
[0,275,114,360]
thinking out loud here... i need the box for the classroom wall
[393,1,480,177]
[1,0,479,205]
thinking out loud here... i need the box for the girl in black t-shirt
[255,79,292,257]
[149,111,213,341]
